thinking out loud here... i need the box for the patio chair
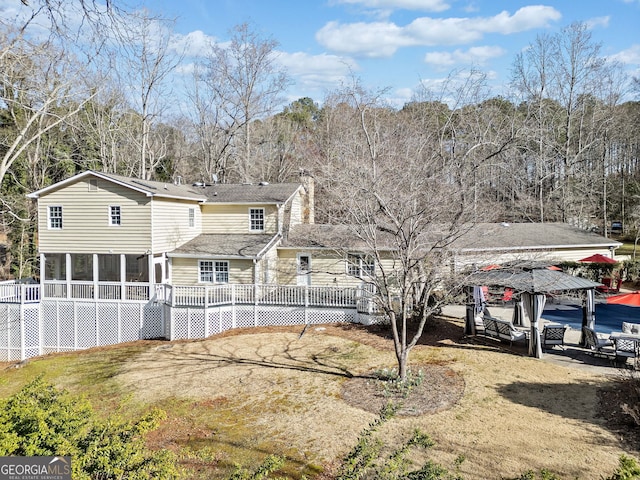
[541,324,568,351]
[582,326,614,357]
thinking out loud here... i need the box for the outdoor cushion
[622,322,640,335]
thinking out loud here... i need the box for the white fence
[0,283,384,361]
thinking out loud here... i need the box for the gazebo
[464,266,601,358]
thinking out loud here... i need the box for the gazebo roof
[466,267,601,294]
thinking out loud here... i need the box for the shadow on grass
[119,335,378,386]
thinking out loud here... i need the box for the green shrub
[0,376,178,480]
[605,454,640,480]
[336,403,463,480]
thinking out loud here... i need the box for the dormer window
[249,208,264,231]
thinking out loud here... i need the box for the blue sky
[2,0,639,108]
[144,0,640,106]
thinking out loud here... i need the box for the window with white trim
[109,205,121,225]
[215,261,229,283]
[48,206,63,229]
[188,208,195,227]
[199,261,214,283]
[249,208,265,231]
[199,260,229,283]
[347,254,375,277]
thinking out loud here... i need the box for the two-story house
[26,170,309,301]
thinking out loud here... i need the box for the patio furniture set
[480,315,568,351]
[582,321,640,366]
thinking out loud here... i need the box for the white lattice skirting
[0,300,385,361]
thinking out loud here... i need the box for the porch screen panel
[71,254,93,281]
[44,254,66,280]
[126,254,149,282]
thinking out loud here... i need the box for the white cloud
[170,30,214,57]
[609,44,640,65]
[276,51,359,91]
[316,6,561,57]
[332,0,451,12]
[585,16,610,29]
[424,45,506,68]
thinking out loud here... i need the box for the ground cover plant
[0,316,639,479]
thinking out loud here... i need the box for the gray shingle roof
[100,172,300,204]
[197,183,301,204]
[452,222,621,251]
[28,171,301,205]
[281,222,620,252]
[169,234,279,258]
[281,224,396,250]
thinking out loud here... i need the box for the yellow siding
[289,191,303,226]
[171,257,254,285]
[151,198,202,253]
[201,204,279,234]
[37,177,152,254]
[277,249,395,286]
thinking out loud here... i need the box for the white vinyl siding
[37,177,152,254]
[201,204,278,234]
[48,206,63,230]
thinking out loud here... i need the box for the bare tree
[113,10,182,179]
[198,22,290,182]
[314,81,484,380]
[0,29,98,189]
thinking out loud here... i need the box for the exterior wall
[288,190,303,226]
[256,244,279,284]
[151,198,202,253]
[277,248,396,286]
[201,204,279,234]
[37,177,152,254]
[171,257,254,285]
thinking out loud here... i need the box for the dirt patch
[341,364,465,416]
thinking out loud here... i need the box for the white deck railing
[164,284,362,308]
[0,282,40,303]
[2,281,375,311]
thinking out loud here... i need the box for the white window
[347,254,375,277]
[249,208,265,231]
[188,208,195,227]
[215,261,229,283]
[109,205,121,226]
[48,206,63,229]
[199,261,214,283]
[199,260,229,283]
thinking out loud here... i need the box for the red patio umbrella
[578,253,617,264]
[606,291,640,307]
